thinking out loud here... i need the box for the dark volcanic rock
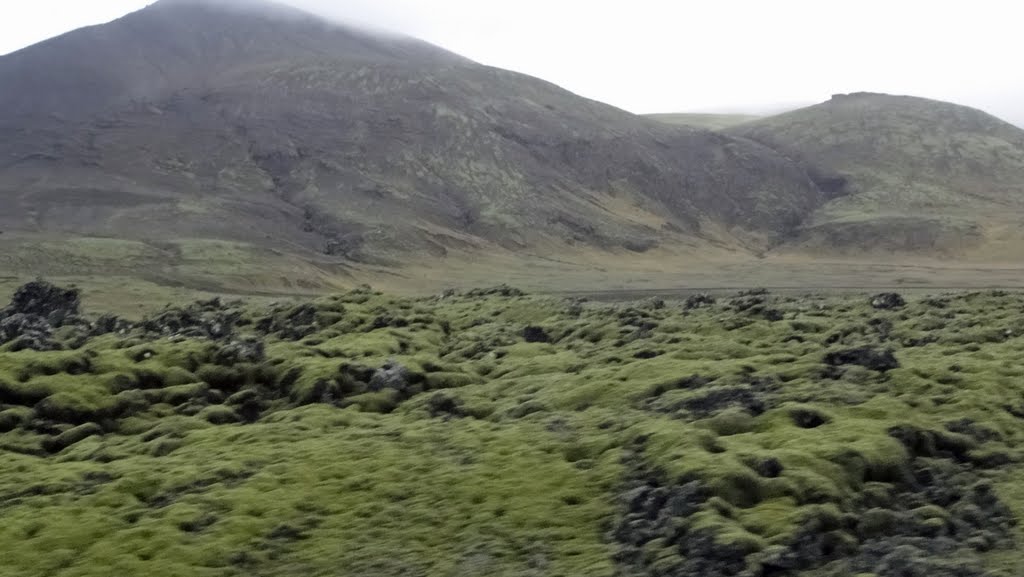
[522,325,552,343]
[685,293,717,310]
[791,407,830,429]
[871,292,906,310]
[678,386,768,417]
[369,361,421,395]
[4,280,81,324]
[142,298,241,339]
[426,392,464,418]
[465,285,526,298]
[751,457,785,478]
[215,339,266,365]
[824,347,900,372]
[0,281,86,349]
[0,313,57,350]
[90,313,130,336]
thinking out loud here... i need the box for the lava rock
[90,313,130,336]
[791,408,830,429]
[0,313,57,350]
[522,325,552,343]
[369,361,416,394]
[465,285,526,297]
[215,339,266,365]
[4,280,81,324]
[824,347,900,372]
[751,457,785,478]
[141,299,242,340]
[426,392,464,418]
[871,292,906,310]
[675,385,769,417]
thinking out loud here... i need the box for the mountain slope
[729,93,1024,257]
[0,0,826,293]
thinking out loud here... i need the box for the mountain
[0,0,826,294]
[728,93,1024,257]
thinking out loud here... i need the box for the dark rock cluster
[871,292,906,310]
[141,297,242,339]
[824,346,900,372]
[610,426,1015,577]
[684,293,716,310]
[0,281,85,351]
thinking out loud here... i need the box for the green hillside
[0,0,825,295]
[730,93,1024,258]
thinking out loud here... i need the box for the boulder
[215,339,266,365]
[522,325,551,343]
[0,313,57,350]
[824,347,900,372]
[871,292,906,310]
[369,361,415,394]
[91,313,130,336]
[4,280,81,324]
[685,293,716,309]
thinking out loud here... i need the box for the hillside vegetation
[2,281,1024,576]
[0,0,825,294]
[730,93,1024,258]
[1,4,1023,292]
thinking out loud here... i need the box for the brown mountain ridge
[1,0,1022,295]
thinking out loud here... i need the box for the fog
[3,0,1023,124]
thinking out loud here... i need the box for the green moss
[142,382,209,406]
[2,288,1024,576]
[35,387,121,423]
[43,422,104,453]
[0,406,32,431]
[424,371,481,390]
[198,405,239,425]
[347,390,401,414]
[700,408,757,436]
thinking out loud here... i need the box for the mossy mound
[1,284,1024,576]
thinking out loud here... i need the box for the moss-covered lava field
[2,282,1024,576]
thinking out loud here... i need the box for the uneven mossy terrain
[2,284,1024,576]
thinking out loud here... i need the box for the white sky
[2,0,1022,123]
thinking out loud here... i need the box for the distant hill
[729,92,1024,257]
[643,113,761,130]
[2,2,1023,296]
[0,0,826,294]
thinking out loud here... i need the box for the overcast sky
[2,0,1022,123]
